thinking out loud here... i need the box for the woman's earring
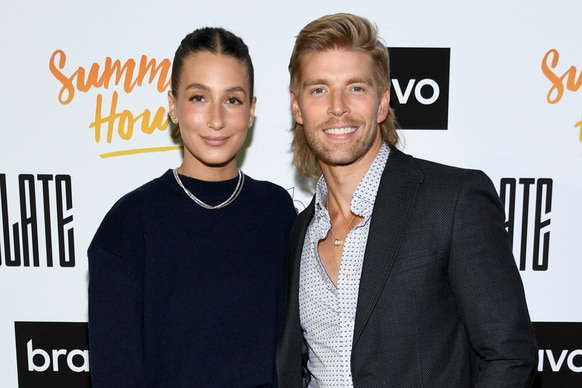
[248,117,254,128]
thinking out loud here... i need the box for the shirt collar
[314,143,390,219]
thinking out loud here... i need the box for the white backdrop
[1,0,581,385]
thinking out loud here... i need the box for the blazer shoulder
[389,146,491,183]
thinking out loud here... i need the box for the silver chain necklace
[172,169,245,210]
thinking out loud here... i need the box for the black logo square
[533,322,582,386]
[14,321,91,388]
[389,47,451,130]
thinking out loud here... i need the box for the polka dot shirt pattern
[299,144,390,387]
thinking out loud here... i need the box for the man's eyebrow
[346,77,374,85]
[302,78,329,87]
[302,77,373,87]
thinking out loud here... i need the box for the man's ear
[290,92,303,124]
[377,87,390,123]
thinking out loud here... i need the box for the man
[276,13,537,387]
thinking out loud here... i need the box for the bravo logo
[533,322,582,386]
[15,322,91,387]
[27,340,89,373]
[389,47,450,130]
[392,78,440,106]
[538,349,582,373]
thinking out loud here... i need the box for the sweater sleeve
[87,201,146,387]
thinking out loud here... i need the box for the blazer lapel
[352,148,424,344]
[288,198,315,300]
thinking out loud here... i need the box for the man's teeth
[324,127,356,135]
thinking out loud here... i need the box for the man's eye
[312,87,324,95]
[352,86,364,92]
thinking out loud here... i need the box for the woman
[88,27,296,387]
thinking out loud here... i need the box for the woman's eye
[189,94,205,102]
[226,97,243,105]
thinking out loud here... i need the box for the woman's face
[168,51,255,180]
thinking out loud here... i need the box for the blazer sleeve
[447,170,537,387]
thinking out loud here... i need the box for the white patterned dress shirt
[299,143,390,387]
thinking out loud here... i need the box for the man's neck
[321,140,384,215]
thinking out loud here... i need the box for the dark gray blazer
[276,146,537,387]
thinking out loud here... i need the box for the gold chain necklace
[329,213,356,246]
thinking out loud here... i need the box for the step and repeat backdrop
[1,0,581,386]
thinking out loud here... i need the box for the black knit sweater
[88,169,296,387]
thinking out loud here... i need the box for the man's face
[291,48,389,170]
